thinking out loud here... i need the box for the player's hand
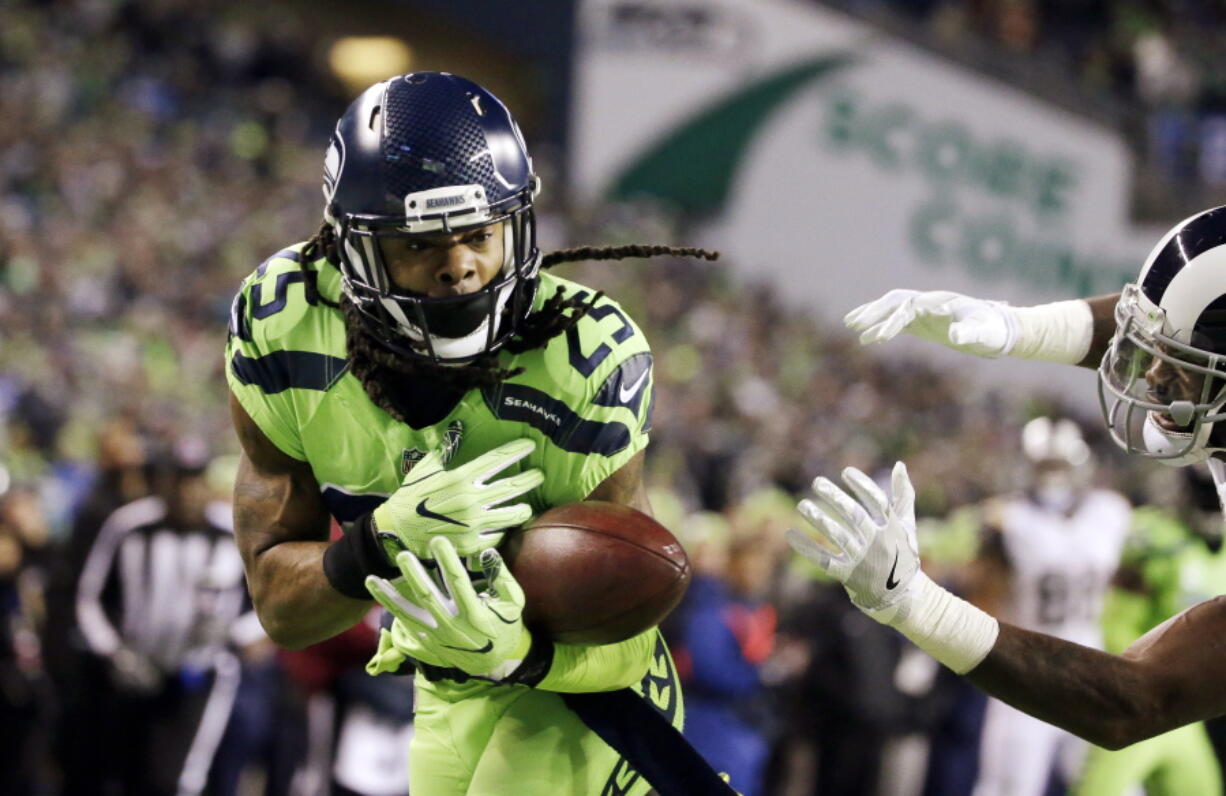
[108,646,163,694]
[787,462,922,623]
[366,536,532,681]
[372,438,544,560]
[844,289,1017,358]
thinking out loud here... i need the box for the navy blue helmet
[322,72,540,363]
[1099,205,1226,465]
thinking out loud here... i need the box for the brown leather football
[502,501,691,645]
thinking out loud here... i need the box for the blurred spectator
[769,561,910,796]
[820,0,1226,209]
[64,439,257,795]
[0,479,53,794]
[278,614,414,796]
[669,512,778,796]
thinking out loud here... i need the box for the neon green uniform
[1075,507,1223,796]
[225,245,682,795]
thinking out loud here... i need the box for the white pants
[974,697,1086,796]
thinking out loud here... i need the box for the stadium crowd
[3,0,1225,794]
[826,0,1226,206]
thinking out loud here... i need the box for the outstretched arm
[845,289,1122,370]
[969,599,1226,749]
[788,460,1226,751]
[1078,292,1124,369]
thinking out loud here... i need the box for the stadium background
[5,0,1226,793]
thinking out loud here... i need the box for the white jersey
[994,489,1131,649]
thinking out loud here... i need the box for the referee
[67,438,259,795]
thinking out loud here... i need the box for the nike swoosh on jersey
[619,369,650,403]
[416,500,468,527]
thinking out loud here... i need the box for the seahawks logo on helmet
[322,134,345,202]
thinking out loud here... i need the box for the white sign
[572,0,1168,404]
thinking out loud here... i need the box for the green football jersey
[225,244,654,526]
[1102,506,1226,654]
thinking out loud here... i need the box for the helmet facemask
[1098,283,1226,465]
[332,182,540,365]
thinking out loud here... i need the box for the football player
[968,418,1130,795]
[225,72,721,795]
[1076,467,1224,795]
[788,205,1226,750]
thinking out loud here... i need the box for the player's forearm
[965,623,1162,748]
[1075,292,1122,369]
[247,540,371,649]
[536,628,655,692]
[964,609,1226,750]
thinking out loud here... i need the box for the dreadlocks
[295,223,719,425]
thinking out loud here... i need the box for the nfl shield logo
[401,421,464,474]
[400,448,427,474]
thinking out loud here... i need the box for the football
[502,501,692,645]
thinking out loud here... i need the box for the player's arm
[786,460,1226,752]
[968,599,1226,749]
[845,289,1122,370]
[230,393,370,649]
[1078,292,1123,368]
[586,449,650,513]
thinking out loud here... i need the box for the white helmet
[1098,206,1226,466]
[1022,416,1091,468]
[1022,416,1092,512]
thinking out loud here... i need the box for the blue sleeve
[680,606,761,697]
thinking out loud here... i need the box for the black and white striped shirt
[75,496,253,672]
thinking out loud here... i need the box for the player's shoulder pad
[486,276,654,455]
[228,243,344,356]
[227,243,348,397]
[531,274,652,400]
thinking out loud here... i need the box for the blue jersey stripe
[254,247,303,278]
[230,350,348,394]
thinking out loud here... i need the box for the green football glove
[372,438,543,560]
[366,536,533,681]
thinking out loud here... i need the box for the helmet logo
[323,134,345,200]
[469,94,484,116]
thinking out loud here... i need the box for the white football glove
[844,289,1017,358]
[788,462,921,622]
[366,536,532,682]
[787,462,999,674]
[373,438,544,560]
